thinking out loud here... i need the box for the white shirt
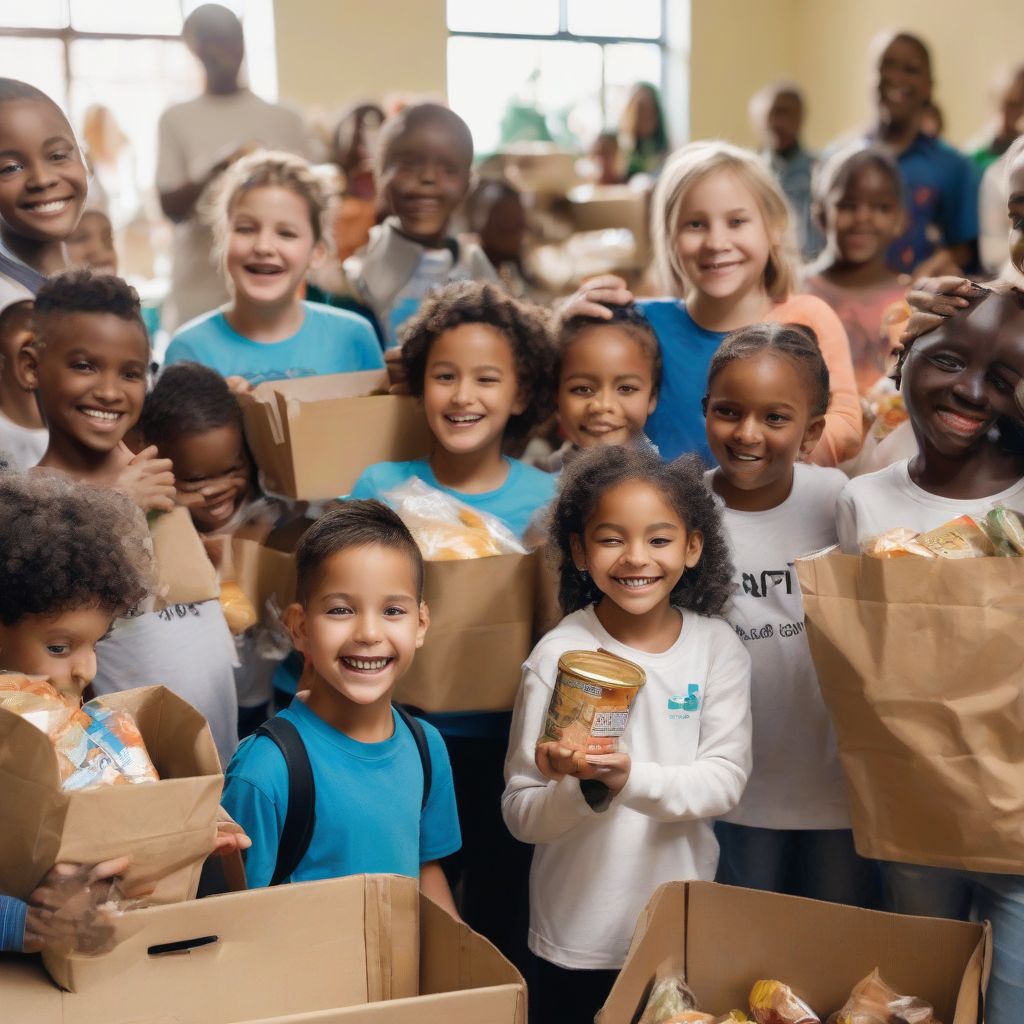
[711,464,852,830]
[155,90,320,330]
[836,459,1024,553]
[0,411,46,472]
[502,606,751,970]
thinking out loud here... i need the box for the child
[0,78,88,303]
[562,141,862,467]
[618,82,668,180]
[20,270,239,763]
[351,279,555,972]
[318,102,497,348]
[545,303,661,472]
[804,143,909,395]
[164,149,383,387]
[466,179,537,300]
[748,80,824,260]
[835,290,1024,1024]
[221,499,460,911]
[0,296,46,470]
[66,208,117,276]
[703,322,877,907]
[141,361,283,735]
[503,444,751,1024]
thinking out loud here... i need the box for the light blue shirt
[222,700,460,888]
[350,456,555,540]
[164,301,383,385]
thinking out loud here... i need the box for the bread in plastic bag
[638,968,699,1024]
[824,969,940,1024]
[749,980,821,1024]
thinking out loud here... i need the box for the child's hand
[212,805,252,857]
[898,276,987,351]
[535,740,585,781]
[225,375,252,396]
[113,443,176,513]
[384,348,409,394]
[583,751,631,794]
[557,275,634,322]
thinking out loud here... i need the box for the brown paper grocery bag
[149,506,220,609]
[797,550,1024,872]
[0,685,223,905]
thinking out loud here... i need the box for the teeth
[617,577,658,588]
[27,199,69,213]
[447,414,482,423]
[81,408,120,421]
[344,657,390,671]
[733,453,759,461]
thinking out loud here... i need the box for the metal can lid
[557,649,646,688]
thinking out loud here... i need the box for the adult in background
[156,3,320,331]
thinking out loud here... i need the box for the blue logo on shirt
[667,685,700,713]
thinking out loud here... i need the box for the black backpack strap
[254,716,315,886]
[394,704,432,811]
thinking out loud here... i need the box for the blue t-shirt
[164,301,384,385]
[639,299,724,465]
[351,456,555,540]
[222,700,460,888]
[886,133,980,272]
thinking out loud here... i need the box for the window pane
[603,42,663,128]
[446,0,559,36]
[0,37,66,104]
[0,0,66,28]
[567,0,661,39]
[70,0,181,34]
[448,36,604,155]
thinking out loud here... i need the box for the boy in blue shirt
[222,500,460,911]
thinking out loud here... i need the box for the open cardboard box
[567,184,652,268]
[0,874,526,1023]
[240,370,429,500]
[599,881,990,1024]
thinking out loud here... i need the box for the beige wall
[274,0,447,114]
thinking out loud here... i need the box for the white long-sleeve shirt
[502,605,751,969]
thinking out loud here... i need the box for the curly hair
[547,443,734,618]
[399,280,556,440]
[0,472,154,625]
[32,269,147,351]
[558,303,663,396]
[704,322,831,418]
[142,362,242,447]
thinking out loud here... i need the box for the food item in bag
[637,970,699,1024]
[749,980,820,1024]
[915,515,993,559]
[219,578,258,634]
[540,649,646,754]
[825,969,940,1024]
[862,528,935,559]
[665,1013,716,1023]
[985,506,1024,556]
[85,706,160,784]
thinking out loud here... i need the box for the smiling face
[1008,152,1024,275]
[674,168,774,304]
[224,185,324,308]
[825,161,905,267]
[570,479,703,620]
[162,423,253,533]
[66,209,117,275]
[876,36,932,127]
[379,116,471,247]
[705,351,825,511]
[558,325,657,449]
[0,98,87,248]
[0,605,112,696]
[24,311,148,455]
[291,544,428,720]
[422,322,524,459]
[902,294,1024,459]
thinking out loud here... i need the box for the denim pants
[884,862,1024,1024]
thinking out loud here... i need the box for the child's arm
[613,637,752,823]
[220,773,282,889]
[557,275,635,321]
[419,861,459,918]
[502,666,602,844]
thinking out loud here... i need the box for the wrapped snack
[749,980,820,1024]
[383,478,527,560]
[915,516,993,559]
[984,506,1024,556]
[862,528,935,559]
[825,969,940,1024]
[665,1014,716,1023]
[637,966,698,1024]
[219,578,258,634]
[84,705,160,784]
[714,1015,748,1023]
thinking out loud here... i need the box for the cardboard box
[394,552,538,713]
[0,874,526,1023]
[0,685,222,910]
[600,881,990,1024]
[150,506,220,609]
[240,370,430,500]
[567,184,652,267]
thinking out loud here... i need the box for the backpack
[253,704,433,886]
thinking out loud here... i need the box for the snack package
[749,980,820,1024]
[383,478,527,560]
[637,969,699,1024]
[85,706,160,784]
[665,1014,716,1023]
[984,506,1024,556]
[915,516,993,559]
[219,578,258,634]
[825,969,940,1024]
[862,528,935,559]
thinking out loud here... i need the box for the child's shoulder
[301,300,376,337]
[349,459,428,500]
[794,462,849,502]
[168,309,225,346]
[525,608,598,672]
[507,457,556,497]
[839,460,905,503]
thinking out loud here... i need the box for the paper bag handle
[148,935,219,957]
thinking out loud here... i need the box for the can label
[541,668,641,753]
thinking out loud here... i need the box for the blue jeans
[884,862,1024,1024]
[715,821,881,908]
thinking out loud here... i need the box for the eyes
[46,643,71,656]
[430,371,502,385]
[680,216,749,230]
[233,222,302,240]
[592,534,673,548]
[0,148,75,177]
[709,403,791,425]
[926,353,1016,393]
[326,605,408,617]
[69,359,145,382]
[568,383,642,396]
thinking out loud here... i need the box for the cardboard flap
[252,369,389,404]
[150,507,220,609]
[364,875,420,1003]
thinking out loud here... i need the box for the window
[447,0,666,156]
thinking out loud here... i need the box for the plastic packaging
[638,971,699,1024]
[749,980,820,1024]
[383,478,527,560]
[825,969,940,1024]
[219,578,258,634]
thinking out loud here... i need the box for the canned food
[540,649,646,754]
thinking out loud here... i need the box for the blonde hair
[651,140,799,301]
[202,149,335,258]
